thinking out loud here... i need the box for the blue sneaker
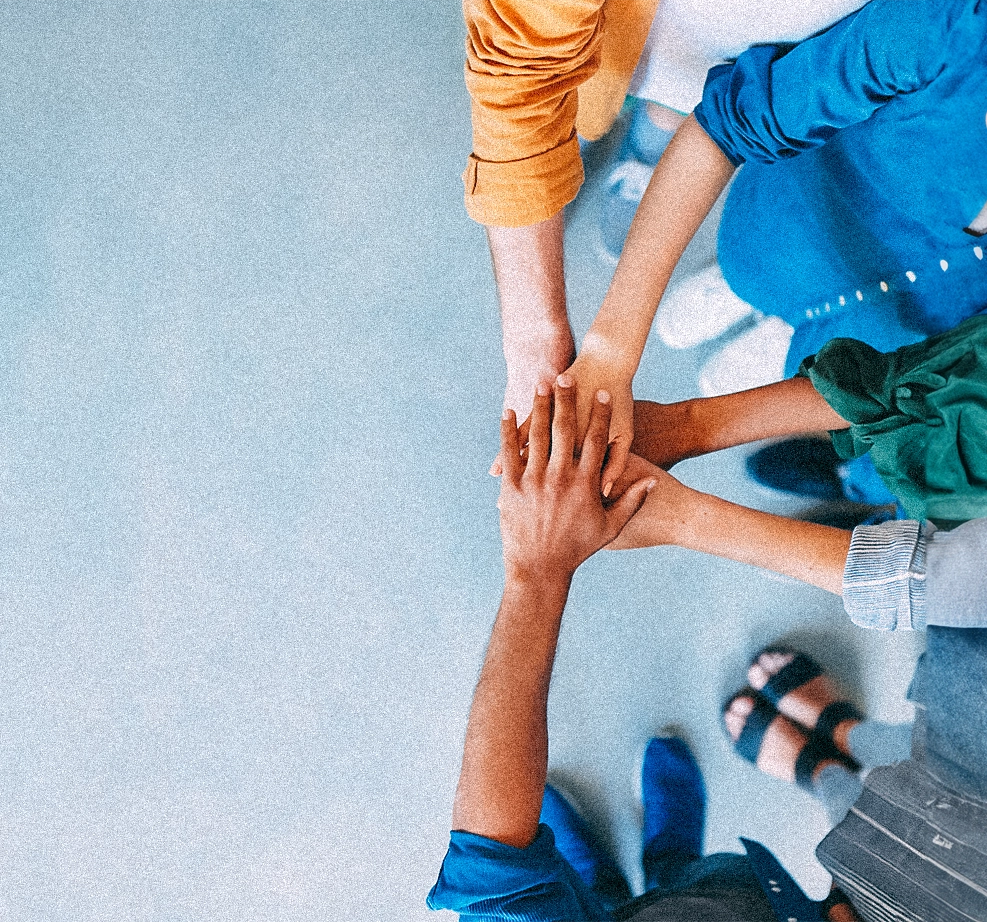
[746,437,846,501]
[641,737,705,862]
[746,439,903,525]
[540,784,631,910]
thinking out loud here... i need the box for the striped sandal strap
[794,737,854,794]
[815,700,865,743]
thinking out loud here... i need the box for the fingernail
[596,389,611,404]
[536,381,551,396]
[503,408,512,420]
[556,373,573,388]
[646,479,657,492]
[603,481,613,498]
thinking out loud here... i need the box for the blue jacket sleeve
[694,0,971,166]
[426,825,605,920]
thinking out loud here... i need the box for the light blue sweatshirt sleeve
[694,0,969,166]
[843,518,987,630]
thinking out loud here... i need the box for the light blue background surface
[0,3,920,919]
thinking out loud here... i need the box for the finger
[601,438,630,498]
[549,374,576,471]
[526,382,552,472]
[496,412,532,474]
[604,477,656,536]
[578,389,612,478]
[499,409,523,484]
[516,414,531,453]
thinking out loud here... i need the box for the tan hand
[563,345,634,496]
[498,377,654,582]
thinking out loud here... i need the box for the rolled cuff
[463,135,584,227]
[843,520,927,631]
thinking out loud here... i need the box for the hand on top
[498,375,655,584]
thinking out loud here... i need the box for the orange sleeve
[463,0,607,227]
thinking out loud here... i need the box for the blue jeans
[910,626,987,799]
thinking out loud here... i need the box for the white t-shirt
[629,0,866,114]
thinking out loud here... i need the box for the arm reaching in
[630,376,851,470]
[566,115,737,490]
[464,0,604,449]
[488,213,576,432]
[609,454,851,596]
[451,378,654,847]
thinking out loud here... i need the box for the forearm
[617,476,851,594]
[674,491,851,595]
[487,214,575,415]
[585,115,736,373]
[487,214,568,336]
[631,377,850,466]
[451,572,571,848]
[695,377,851,450]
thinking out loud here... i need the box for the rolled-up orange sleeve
[463,0,607,227]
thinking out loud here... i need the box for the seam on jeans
[848,806,987,903]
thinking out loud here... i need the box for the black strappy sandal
[752,646,865,754]
[723,690,860,794]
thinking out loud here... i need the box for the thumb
[605,477,655,533]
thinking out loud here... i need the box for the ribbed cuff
[843,521,927,631]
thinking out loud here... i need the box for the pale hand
[605,453,692,551]
[491,328,576,476]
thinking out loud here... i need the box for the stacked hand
[561,333,638,495]
[604,453,691,551]
[498,375,656,583]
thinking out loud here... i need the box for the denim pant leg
[909,627,987,801]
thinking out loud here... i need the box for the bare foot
[724,694,844,787]
[748,651,860,756]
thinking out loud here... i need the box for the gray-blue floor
[0,4,922,920]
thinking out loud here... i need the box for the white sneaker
[656,264,755,349]
[697,316,795,397]
[599,159,656,262]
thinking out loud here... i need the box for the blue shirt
[426,825,613,921]
[693,0,987,374]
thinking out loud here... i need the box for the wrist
[678,397,720,457]
[503,560,574,596]
[661,482,711,549]
[580,328,638,378]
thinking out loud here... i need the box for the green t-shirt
[799,313,987,526]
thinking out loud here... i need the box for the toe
[747,650,794,690]
[723,694,755,742]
